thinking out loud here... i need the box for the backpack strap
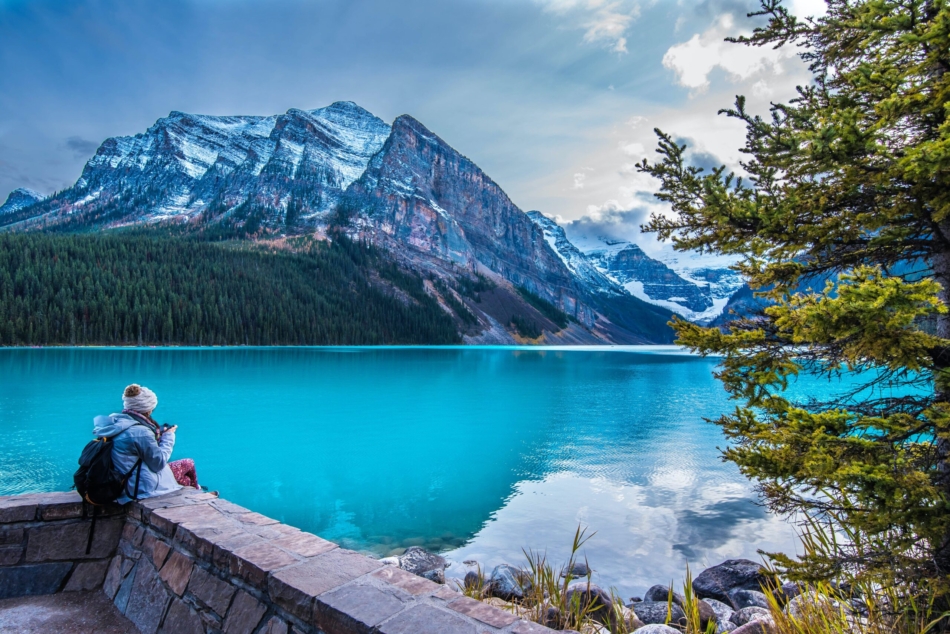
[84,504,98,555]
[130,458,144,501]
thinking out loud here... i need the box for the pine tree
[638,0,950,597]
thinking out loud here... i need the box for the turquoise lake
[0,346,811,597]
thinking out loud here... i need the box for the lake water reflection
[0,346,804,596]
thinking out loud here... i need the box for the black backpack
[74,425,146,506]
[73,424,146,553]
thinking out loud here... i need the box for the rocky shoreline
[380,547,841,634]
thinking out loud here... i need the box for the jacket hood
[93,412,144,438]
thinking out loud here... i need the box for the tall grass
[459,520,948,633]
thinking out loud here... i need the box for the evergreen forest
[0,233,461,346]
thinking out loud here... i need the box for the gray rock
[224,589,266,634]
[560,561,591,578]
[632,600,686,627]
[463,570,481,591]
[634,625,681,634]
[732,621,776,634]
[698,599,720,629]
[705,598,736,623]
[64,559,111,592]
[125,561,171,634]
[488,564,532,601]
[564,582,613,624]
[731,606,771,626]
[159,599,204,634]
[718,620,740,633]
[398,546,447,585]
[693,559,770,604]
[644,584,685,607]
[729,589,770,609]
[188,566,235,618]
[0,562,72,600]
[779,581,802,603]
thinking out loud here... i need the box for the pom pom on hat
[123,384,157,414]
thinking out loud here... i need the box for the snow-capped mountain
[1,101,682,343]
[0,188,44,215]
[525,211,624,297]
[559,231,743,323]
[8,102,390,229]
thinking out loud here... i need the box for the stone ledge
[1,489,559,634]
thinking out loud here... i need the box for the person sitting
[91,383,200,503]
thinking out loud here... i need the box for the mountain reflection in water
[0,346,817,595]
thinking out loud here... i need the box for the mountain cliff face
[0,188,44,216]
[342,116,593,322]
[9,102,389,229]
[0,102,683,343]
[525,212,624,297]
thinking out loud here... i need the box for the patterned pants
[169,458,199,489]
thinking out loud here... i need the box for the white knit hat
[122,384,158,414]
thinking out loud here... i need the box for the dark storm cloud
[563,206,653,243]
[64,137,99,158]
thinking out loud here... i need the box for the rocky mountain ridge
[0,188,44,215]
[0,102,706,343]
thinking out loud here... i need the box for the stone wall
[0,488,555,634]
[0,491,125,598]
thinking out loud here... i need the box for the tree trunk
[930,231,950,576]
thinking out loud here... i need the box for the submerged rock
[560,561,591,578]
[693,559,769,604]
[397,546,447,584]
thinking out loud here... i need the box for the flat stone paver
[0,591,139,633]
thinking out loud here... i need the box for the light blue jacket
[92,412,181,504]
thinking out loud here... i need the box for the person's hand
[163,425,178,435]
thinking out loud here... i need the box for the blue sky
[0,0,824,248]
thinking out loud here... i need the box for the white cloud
[788,0,828,18]
[662,14,794,93]
[536,0,641,53]
[620,142,644,158]
[573,172,587,189]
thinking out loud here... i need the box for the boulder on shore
[488,564,532,601]
[693,559,770,604]
[705,598,736,623]
[397,546,447,584]
[644,584,685,607]
[731,606,771,626]
[564,583,613,624]
[634,625,681,634]
[632,600,686,627]
[731,621,776,634]
[729,589,770,609]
